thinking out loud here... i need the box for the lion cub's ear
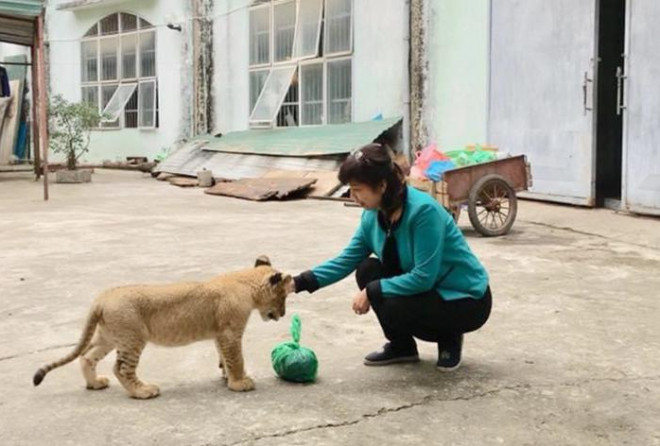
[283,274,294,294]
[255,255,271,267]
[269,272,283,286]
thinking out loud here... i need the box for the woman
[293,143,492,371]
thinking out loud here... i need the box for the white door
[489,0,597,205]
[622,0,660,215]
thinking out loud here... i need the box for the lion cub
[33,256,293,399]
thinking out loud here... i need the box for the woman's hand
[352,289,370,315]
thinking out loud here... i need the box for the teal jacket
[296,186,489,301]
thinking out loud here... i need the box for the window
[138,80,157,128]
[251,65,297,124]
[249,70,269,111]
[81,41,98,82]
[249,0,352,128]
[121,33,137,79]
[101,84,120,128]
[324,0,352,55]
[294,0,323,59]
[249,6,270,66]
[300,62,323,125]
[100,37,118,81]
[103,83,137,122]
[80,13,158,129]
[273,1,296,62]
[327,58,351,124]
[276,74,299,126]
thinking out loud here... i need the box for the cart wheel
[468,174,518,237]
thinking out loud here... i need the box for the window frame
[249,68,270,114]
[249,3,272,69]
[325,55,353,125]
[271,0,298,66]
[101,82,138,122]
[299,58,325,126]
[80,13,158,130]
[323,0,353,58]
[138,79,157,129]
[293,0,323,60]
[248,0,353,128]
[120,32,138,81]
[249,64,298,126]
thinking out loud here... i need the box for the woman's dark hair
[338,143,406,214]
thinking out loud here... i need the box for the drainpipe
[402,0,411,161]
[191,0,214,136]
[409,0,427,155]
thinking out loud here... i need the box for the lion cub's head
[254,255,294,322]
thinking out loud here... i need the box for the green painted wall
[425,0,490,151]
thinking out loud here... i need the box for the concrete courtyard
[1,170,659,446]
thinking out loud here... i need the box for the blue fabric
[424,160,455,181]
[14,122,28,159]
[311,186,489,300]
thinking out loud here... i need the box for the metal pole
[409,0,427,154]
[36,15,48,201]
[30,44,41,179]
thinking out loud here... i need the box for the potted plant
[49,95,102,183]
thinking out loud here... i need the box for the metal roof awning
[201,117,403,157]
[156,118,403,182]
[0,1,43,46]
[0,0,42,16]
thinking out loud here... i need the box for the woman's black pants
[356,258,492,351]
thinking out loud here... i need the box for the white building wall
[425,0,490,152]
[214,0,251,134]
[352,0,407,123]
[46,0,192,164]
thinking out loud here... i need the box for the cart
[409,155,532,237]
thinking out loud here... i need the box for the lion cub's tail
[33,305,102,386]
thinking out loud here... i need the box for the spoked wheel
[468,174,518,237]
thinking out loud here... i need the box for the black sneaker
[437,334,463,372]
[364,342,419,366]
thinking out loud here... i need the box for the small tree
[49,95,102,170]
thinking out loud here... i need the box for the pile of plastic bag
[410,143,499,182]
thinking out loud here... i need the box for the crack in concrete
[522,220,660,252]
[216,386,521,446]
[0,343,77,363]
[217,374,660,446]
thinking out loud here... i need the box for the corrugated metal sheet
[154,141,213,176]
[199,152,342,180]
[0,1,43,46]
[155,140,342,179]
[202,117,403,157]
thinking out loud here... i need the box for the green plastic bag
[271,314,318,383]
[446,147,497,167]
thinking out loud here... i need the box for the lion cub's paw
[130,384,161,399]
[86,376,110,390]
[228,376,255,392]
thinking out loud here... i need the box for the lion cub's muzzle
[265,306,285,321]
